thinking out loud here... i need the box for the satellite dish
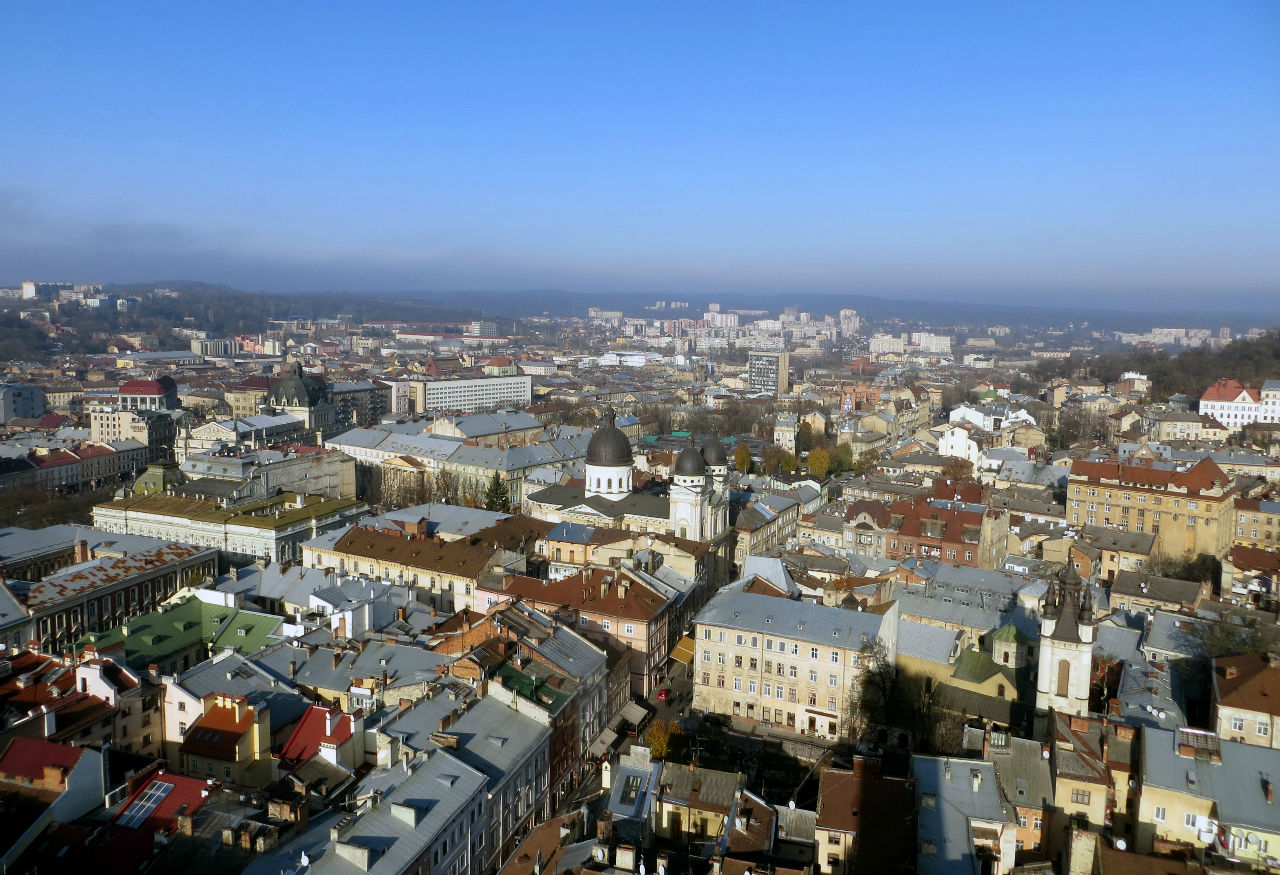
[1041,749,1050,759]
[300,851,310,868]
[640,863,646,875]
[788,799,796,810]
[659,867,666,875]
[1115,839,1127,852]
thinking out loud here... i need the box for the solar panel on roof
[118,781,174,828]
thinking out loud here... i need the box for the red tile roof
[278,704,354,769]
[1201,378,1260,403]
[0,737,84,783]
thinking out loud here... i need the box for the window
[750,636,758,648]
[579,615,588,626]
[1153,805,1166,822]
[790,643,799,655]
[1232,716,1245,732]
[763,683,772,697]
[766,638,775,651]
[776,686,784,700]
[702,672,711,685]
[719,631,726,642]
[736,634,745,645]
[1071,789,1091,805]
[808,692,817,706]
[748,681,757,694]
[809,670,818,683]
[1018,815,1027,827]
[829,673,838,687]
[177,701,186,712]
[1184,812,1196,829]
[1258,721,1270,737]
[703,650,711,663]
[733,677,742,692]
[734,655,743,668]
[624,624,634,636]
[828,696,837,710]
[703,628,712,640]
[718,652,726,665]
[602,619,611,631]
[810,647,819,660]
[1033,816,1043,830]
[830,650,840,664]
[789,665,798,679]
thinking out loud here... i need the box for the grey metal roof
[1115,659,1185,730]
[987,732,1054,810]
[913,755,1009,875]
[379,503,511,537]
[177,650,311,732]
[1143,727,1280,835]
[897,620,961,665]
[1093,618,1144,664]
[696,589,889,651]
[1142,611,1210,660]
[305,751,489,875]
[252,638,452,693]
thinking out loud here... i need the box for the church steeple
[1036,563,1095,717]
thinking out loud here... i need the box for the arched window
[1056,659,1071,698]
[607,478,613,491]
[1002,651,1010,664]
[997,683,1006,698]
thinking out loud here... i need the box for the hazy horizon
[3,2,1278,306]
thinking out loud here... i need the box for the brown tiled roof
[497,567,670,622]
[333,527,502,578]
[1070,457,1230,495]
[1216,653,1280,716]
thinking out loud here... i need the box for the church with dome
[525,408,731,544]
[262,361,339,435]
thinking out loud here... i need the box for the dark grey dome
[674,443,706,476]
[267,363,326,408]
[701,440,727,465]
[586,408,632,467]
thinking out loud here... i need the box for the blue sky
[2,2,1278,305]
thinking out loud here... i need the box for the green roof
[952,647,1017,687]
[209,608,283,655]
[75,598,282,671]
[494,662,569,714]
[991,623,1029,644]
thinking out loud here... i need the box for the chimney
[74,539,90,563]
[289,660,298,679]
[1265,779,1274,804]
[325,708,339,738]
[41,704,56,737]
[332,651,342,670]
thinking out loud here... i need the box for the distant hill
[1085,330,1280,403]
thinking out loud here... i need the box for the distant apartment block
[747,349,789,395]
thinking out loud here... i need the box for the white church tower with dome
[583,408,634,499]
[670,438,710,541]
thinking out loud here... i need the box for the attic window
[237,628,247,636]
[488,735,507,747]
